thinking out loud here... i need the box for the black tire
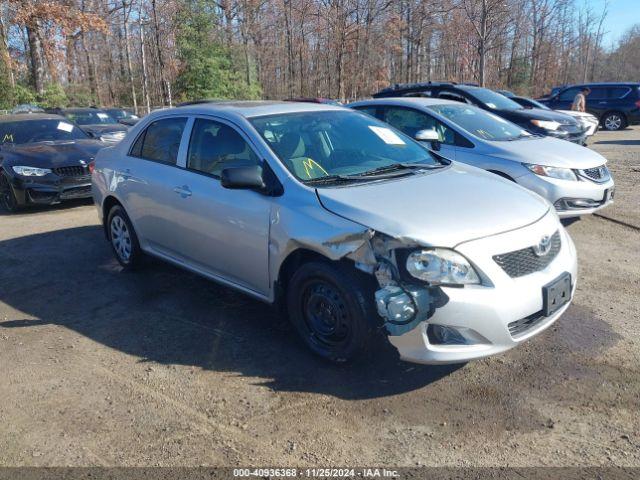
[0,172,20,213]
[106,205,143,270]
[286,261,378,363]
[602,111,626,131]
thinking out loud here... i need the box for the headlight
[523,163,577,181]
[406,248,480,286]
[12,166,52,177]
[530,119,561,131]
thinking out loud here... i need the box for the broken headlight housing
[406,248,480,286]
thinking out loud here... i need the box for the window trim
[127,115,190,167]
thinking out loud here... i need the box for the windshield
[250,110,441,183]
[465,88,523,110]
[65,110,118,125]
[0,119,89,144]
[430,104,530,141]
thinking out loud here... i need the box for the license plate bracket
[543,272,572,317]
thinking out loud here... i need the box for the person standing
[572,87,591,112]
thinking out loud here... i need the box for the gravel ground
[0,127,638,467]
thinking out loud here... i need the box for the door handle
[173,185,192,198]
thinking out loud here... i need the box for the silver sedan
[349,98,614,217]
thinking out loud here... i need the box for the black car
[48,107,128,143]
[0,114,104,212]
[104,108,140,126]
[538,83,640,131]
[373,82,587,144]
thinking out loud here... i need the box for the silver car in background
[92,101,577,365]
[349,98,614,217]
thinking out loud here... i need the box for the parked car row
[0,86,618,366]
[538,82,640,131]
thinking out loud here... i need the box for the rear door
[120,116,189,257]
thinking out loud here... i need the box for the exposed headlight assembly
[530,119,561,131]
[406,248,480,286]
[12,166,52,177]
[523,163,577,181]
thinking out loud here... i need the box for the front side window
[587,88,607,100]
[429,104,529,142]
[186,119,260,177]
[558,88,581,101]
[130,117,187,165]
[382,107,457,145]
[0,119,88,144]
[250,110,441,183]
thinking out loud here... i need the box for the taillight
[88,161,96,174]
[635,99,640,109]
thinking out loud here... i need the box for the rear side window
[587,88,607,100]
[129,117,187,165]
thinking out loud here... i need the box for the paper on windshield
[369,126,406,145]
[97,113,109,119]
[57,122,74,132]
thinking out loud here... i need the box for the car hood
[557,110,597,120]
[497,107,577,124]
[1,139,104,168]
[487,136,607,169]
[81,124,128,135]
[316,162,550,248]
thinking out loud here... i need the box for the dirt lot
[0,127,639,468]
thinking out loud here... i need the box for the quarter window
[186,119,260,177]
[130,117,187,165]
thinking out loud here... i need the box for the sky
[591,0,640,46]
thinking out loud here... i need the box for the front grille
[508,310,546,337]
[580,165,609,182]
[493,231,561,278]
[53,166,89,177]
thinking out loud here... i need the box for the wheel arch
[102,195,123,239]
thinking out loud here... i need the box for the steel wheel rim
[110,215,132,262]
[302,281,351,350]
[605,115,622,130]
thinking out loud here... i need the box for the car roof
[62,108,105,113]
[564,82,640,88]
[156,100,345,119]
[0,113,67,123]
[350,97,463,108]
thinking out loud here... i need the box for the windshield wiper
[304,174,374,185]
[356,162,445,177]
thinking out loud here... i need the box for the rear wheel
[107,205,142,270]
[286,261,378,363]
[602,112,626,131]
[0,172,19,213]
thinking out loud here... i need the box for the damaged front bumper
[371,211,577,364]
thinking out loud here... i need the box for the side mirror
[414,129,441,151]
[221,165,266,191]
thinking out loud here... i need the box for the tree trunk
[27,24,45,94]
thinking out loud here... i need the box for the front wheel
[602,112,625,131]
[286,261,378,363]
[0,172,19,213]
[107,205,143,270]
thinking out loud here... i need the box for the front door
[170,117,271,296]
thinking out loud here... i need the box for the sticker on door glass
[97,113,109,119]
[57,122,74,132]
[368,126,406,145]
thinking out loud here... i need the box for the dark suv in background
[373,82,587,144]
[539,83,640,131]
